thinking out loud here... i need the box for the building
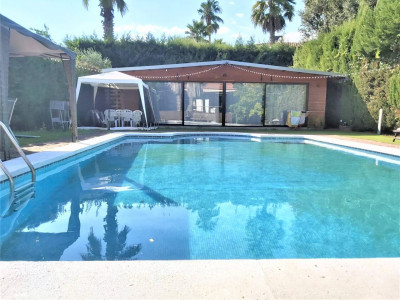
[103,60,345,127]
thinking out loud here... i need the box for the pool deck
[1,258,399,299]
[1,132,400,299]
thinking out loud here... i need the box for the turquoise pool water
[0,137,399,260]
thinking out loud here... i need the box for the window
[265,84,307,126]
[146,82,182,124]
[184,82,222,126]
[225,83,264,126]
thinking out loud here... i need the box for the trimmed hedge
[64,36,296,67]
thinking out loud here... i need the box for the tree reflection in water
[81,199,141,261]
[196,206,220,231]
[246,203,284,258]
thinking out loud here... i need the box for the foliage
[9,57,69,130]
[388,70,400,107]
[373,0,400,63]
[185,20,208,42]
[338,81,375,131]
[83,0,128,41]
[65,35,296,68]
[300,0,359,38]
[30,24,52,41]
[294,0,400,130]
[75,48,112,76]
[198,0,224,42]
[228,84,264,124]
[251,0,295,43]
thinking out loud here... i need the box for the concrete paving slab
[260,258,400,300]
[1,259,399,299]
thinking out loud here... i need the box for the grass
[14,128,398,146]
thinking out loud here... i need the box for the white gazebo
[75,71,156,128]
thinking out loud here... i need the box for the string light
[229,64,344,79]
[130,62,400,81]
[138,64,224,79]
[133,62,343,80]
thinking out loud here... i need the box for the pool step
[14,182,34,195]
[12,182,35,211]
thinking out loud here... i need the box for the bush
[65,36,296,68]
[294,0,400,131]
[9,57,68,130]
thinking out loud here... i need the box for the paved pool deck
[1,258,399,299]
[1,132,399,299]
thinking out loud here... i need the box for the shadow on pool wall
[0,141,188,261]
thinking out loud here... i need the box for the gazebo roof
[0,14,75,59]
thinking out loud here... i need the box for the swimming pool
[0,136,399,260]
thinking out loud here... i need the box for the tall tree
[83,0,128,41]
[198,0,224,42]
[300,0,359,38]
[30,24,52,41]
[185,20,208,42]
[251,0,295,44]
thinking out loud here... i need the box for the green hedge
[9,57,69,130]
[64,36,296,68]
[294,0,400,131]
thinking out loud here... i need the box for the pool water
[0,137,399,260]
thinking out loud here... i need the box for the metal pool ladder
[0,121,36,215]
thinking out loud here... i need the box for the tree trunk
[269,29,276,44]
[268,0,275,44]
[101,7,114,41]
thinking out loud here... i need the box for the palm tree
[251,0,295,44]
[198,0,224,42]
[83,0,128,41]
[185,20,208,42]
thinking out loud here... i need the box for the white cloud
[235,13,244,18]
[218,26,231,34]
[282,31,303,43]
[115,24,186,37]
[229,1,235,5]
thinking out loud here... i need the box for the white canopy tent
[75,71,155,128]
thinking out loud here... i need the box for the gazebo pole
[62,57,78,142]
[0,26,10,159]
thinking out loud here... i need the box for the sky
[1,0,305,45]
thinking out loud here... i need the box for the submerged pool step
[1,184,35,217]
[12,191,35,211]
[14,182,34,195]
[10,182,35,213]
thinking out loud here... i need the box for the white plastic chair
[8,98,18,124]
[104,109,119,127]
[132,110,143,127]
[50,100,69,129]
[120,109,133,127]
[61,101,71,128]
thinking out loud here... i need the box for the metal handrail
[0,160,15,200]
[0,121,36,182]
